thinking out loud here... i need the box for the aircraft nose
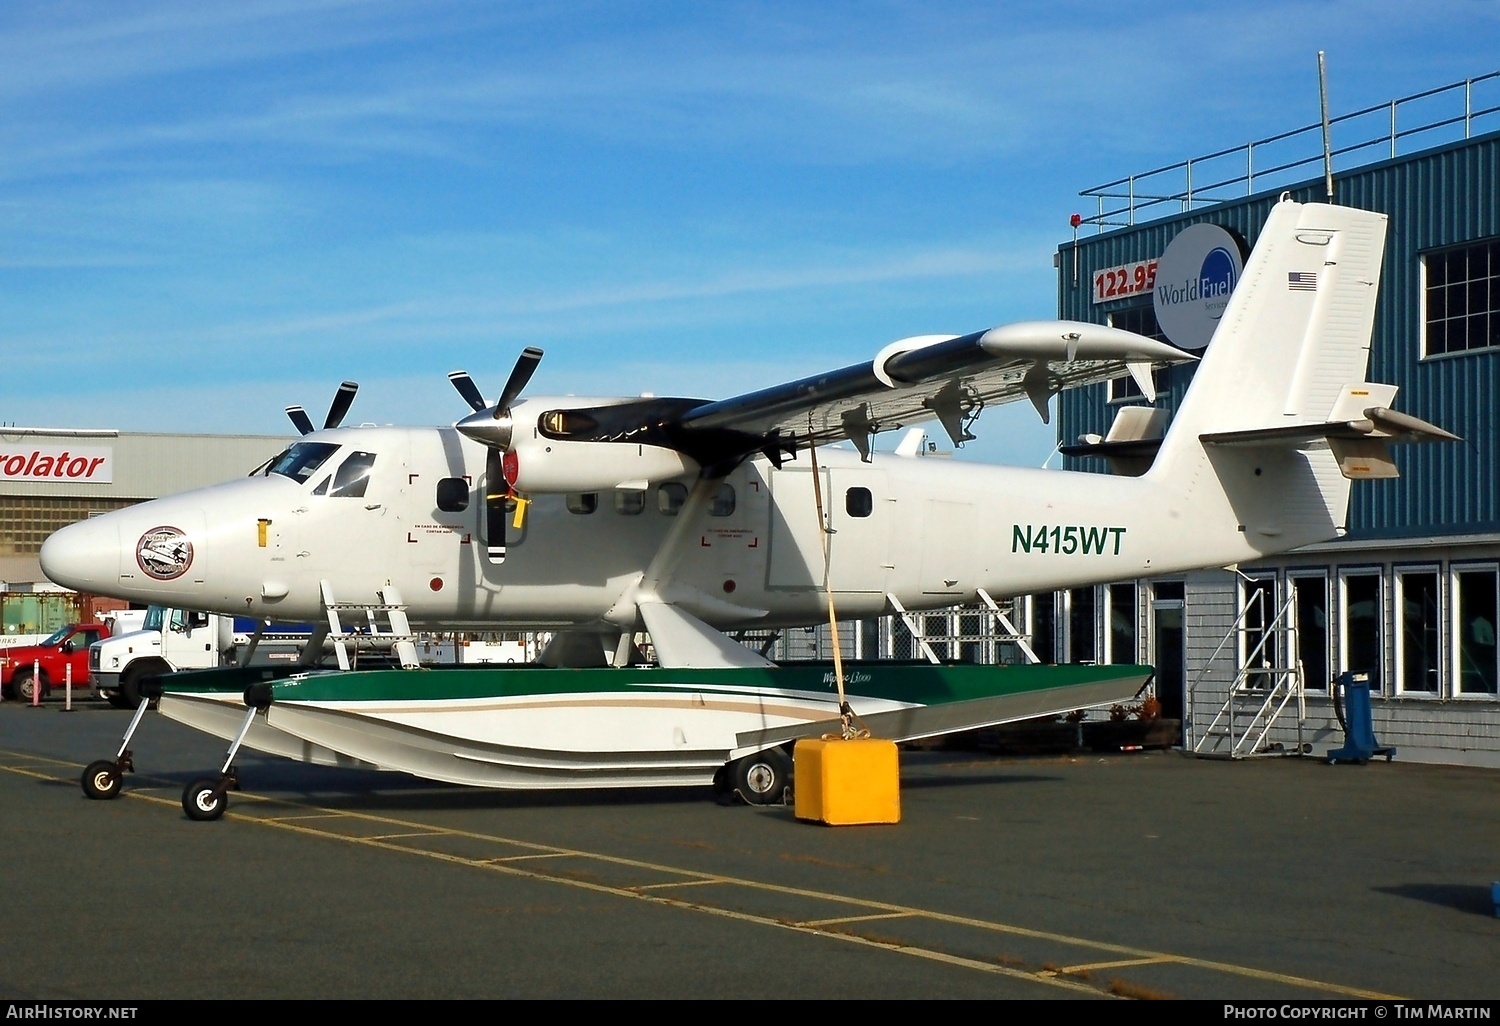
[40,517,119,592]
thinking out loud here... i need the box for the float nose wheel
[181,695,263,822]
[182,771,235,821]
[81,758,126,800]
[82,695,154,802]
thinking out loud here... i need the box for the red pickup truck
[0,623,110,703]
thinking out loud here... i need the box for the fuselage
[39,422,1335,632]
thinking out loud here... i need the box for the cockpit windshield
[264,442,340,484]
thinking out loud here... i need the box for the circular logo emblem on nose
[136,526,194,581]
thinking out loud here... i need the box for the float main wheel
[731,746,792,805]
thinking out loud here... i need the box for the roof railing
[1077,71,1500,232]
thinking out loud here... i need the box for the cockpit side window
[266,442,339,484]
[329,451,377,498]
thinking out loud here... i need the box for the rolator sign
[0,446,114,483]
[1153,223,1244,351]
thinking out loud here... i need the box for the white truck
[89,605,546,708]
[89,606,316,709]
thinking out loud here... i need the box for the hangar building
[1049,71,1499,766]
[0,429,286,633]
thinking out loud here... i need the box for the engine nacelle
[504,436,700,494]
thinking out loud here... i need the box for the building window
[1107,304,1168,401]
[0,497,143,555]
[1396,569,1441,694]
[1454,566,1498,696]
[1340,571,1384,692]
[1424,238,1499,357]
[1031,593,1057,664]
[1068,587,1096,663]
[1108,582,1137,663]
[1240,576,1279,689]
[1291,573,1330,691]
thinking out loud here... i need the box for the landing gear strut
[80,694,154,800]
[179,692,265,822]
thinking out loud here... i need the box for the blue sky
[3,1,1497,467]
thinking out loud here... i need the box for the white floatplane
[51,197,1455,818]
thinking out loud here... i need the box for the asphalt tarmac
[1,695,1497,1002]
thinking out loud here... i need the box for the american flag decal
[1288,271,1318,291]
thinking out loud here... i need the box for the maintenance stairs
[1191,588,1307,759]
[317,581,421,670]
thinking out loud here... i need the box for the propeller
[286,381,359,436]
[450,347,543,450]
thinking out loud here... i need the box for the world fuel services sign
[1152,222,1244,351]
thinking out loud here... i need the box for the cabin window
[658,482,688,515]
[265,441,339,483]
[436,478,469,513]
[615,490,645,515]
[311,476,330,495]
[709,483,735,517]
[845,487,872,518]
[330,451,377,498]
[1423,238,1499,357]
[567,493,598,515]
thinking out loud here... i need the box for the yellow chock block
[793,737,900,826]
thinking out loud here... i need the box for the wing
[493,320,1192,472]
[669,320,1191,463]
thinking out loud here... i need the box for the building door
[1152,582,1186,729]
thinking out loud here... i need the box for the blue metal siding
[1055,130,1500,539]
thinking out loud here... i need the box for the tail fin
[1147,198,1389,550]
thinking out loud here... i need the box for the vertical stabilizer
[1148,199,1389,551]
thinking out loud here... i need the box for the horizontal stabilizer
[1200,381,1459,480]
[1059,404,1170,476]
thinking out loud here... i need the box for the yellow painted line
[801,911,917,928]
[0,753,1404,1000]
[632,878,727,891]
[1057,957,1174,973]
[364,830,449,841]
[486,852,577,863]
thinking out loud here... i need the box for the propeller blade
[323,381,359,430]
[448,371,487,413]
[494,347,544,416]
[286,406,315,436]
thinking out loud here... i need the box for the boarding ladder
[1190,589,1306,759]
[318,581,421,670]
